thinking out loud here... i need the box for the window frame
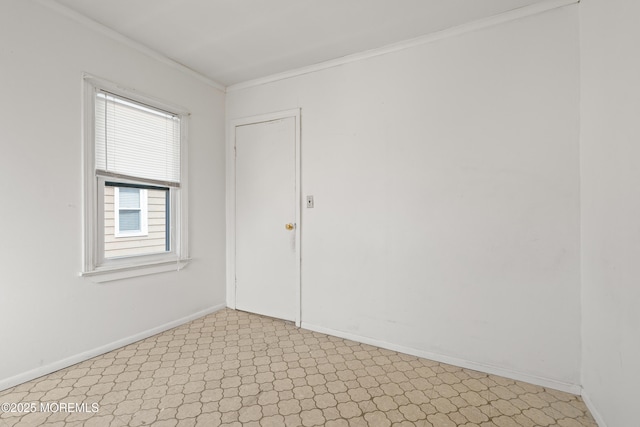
[82,74,190,282]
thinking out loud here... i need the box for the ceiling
[53,0,551,87]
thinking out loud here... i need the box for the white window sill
[80,259,190,283]
[114,232,149,238]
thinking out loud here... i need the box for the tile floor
[0,309,598,427]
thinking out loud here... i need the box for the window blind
[118,187,141,208]
[95,90,181,187]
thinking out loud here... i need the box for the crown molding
[36,0,579,94]
[36,0,226,92]
[227,0,578,92]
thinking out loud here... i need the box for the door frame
[226,109,302,326]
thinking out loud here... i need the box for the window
[105,183,171,259]
[114,187,148,237]
[82,75,189,281]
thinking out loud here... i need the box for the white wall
[0,1,226,389]
[227,6,581,389]
[580,0,640,425]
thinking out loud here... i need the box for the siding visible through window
[104,182,170,259]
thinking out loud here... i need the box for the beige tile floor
[0,309,597,427]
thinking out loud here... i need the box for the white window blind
[95,90,181,187]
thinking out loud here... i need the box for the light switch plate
[306,195,314,208]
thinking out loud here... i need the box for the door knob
[285,223,294,230]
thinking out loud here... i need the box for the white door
[235,116,298,322]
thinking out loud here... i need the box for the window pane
[119,188,140,209]
[104,184,170,259]
[119,210,140,231]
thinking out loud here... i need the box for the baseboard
[301,322,582,395]
[581,389,607,427]
[0,304,226,392]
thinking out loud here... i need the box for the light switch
[306,195,314,208]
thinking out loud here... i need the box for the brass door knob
[285,223,294,230]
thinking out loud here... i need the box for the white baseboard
[581,390,607,427]
[301,322,581,395]
[0,304,226,392]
